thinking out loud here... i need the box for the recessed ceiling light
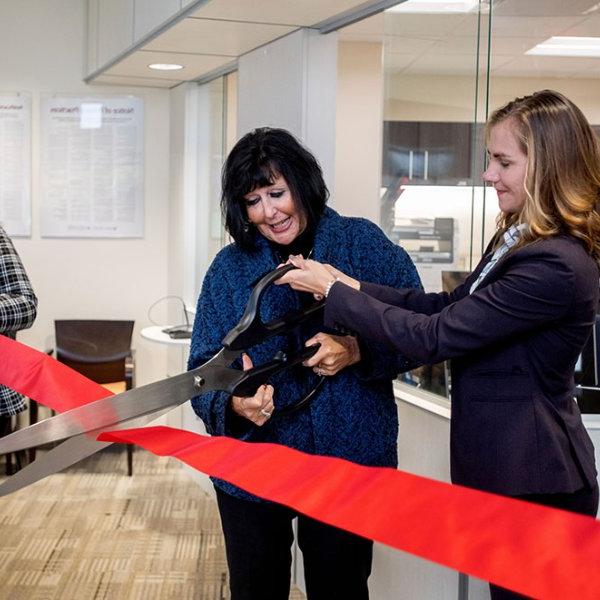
[526,36,600,58]
[385,0,479,14]
[148,63,184,71]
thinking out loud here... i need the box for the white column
[237,28,338,198]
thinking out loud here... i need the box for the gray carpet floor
[0,446,305,600]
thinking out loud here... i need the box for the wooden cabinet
[382,120,482,186]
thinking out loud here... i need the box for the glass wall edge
[394,381,451,419]
[316,0,404,34]
[193,60,238,87]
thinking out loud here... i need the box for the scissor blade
[0,431,111,496]
[0,409,171,497]
[0,348,239,454]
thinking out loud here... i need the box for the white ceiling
[91,0,377,88]
[376,0,600,79]
[91,0,600,88]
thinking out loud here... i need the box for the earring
[243,220,251,233]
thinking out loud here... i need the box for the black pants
[216,487,373,600]
[489,484,599,600]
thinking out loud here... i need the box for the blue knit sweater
[188,207,421,499]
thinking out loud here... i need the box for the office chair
[52,319,136,475]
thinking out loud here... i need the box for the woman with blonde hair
[279,90,600,599]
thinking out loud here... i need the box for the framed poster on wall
[40,95,144,238]
[0,93,31,237]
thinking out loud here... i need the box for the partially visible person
[0,226,38,454]
[188,127,421,600]
[279,90,600,600]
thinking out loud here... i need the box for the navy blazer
[325,234,599,496]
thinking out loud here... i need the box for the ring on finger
[260,408,272,418]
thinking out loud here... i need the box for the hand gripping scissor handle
[220,264,326,414]
[222,264,325,351]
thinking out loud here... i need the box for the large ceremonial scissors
[0,264,324,496]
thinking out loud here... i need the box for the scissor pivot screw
[194,375,205,388]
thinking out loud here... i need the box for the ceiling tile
[143,17,296,56]
[492,55,600,78]
[401,52,511,76]
[561,15,600,36]
[384,37,437,55]
[475,16,589,38]
[490,36,553,56]
[190,0,370,27]
[492,0,599,18]
[383,13,472,39]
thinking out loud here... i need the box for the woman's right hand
[277,257,360,298]
[230,353,275,426]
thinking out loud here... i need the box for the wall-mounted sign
[40,96,144,238]
[0,93,31,237]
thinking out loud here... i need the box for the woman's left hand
[303,332,361,376]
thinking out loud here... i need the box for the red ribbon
[99,426,600,599]
[2,335,600,598]
[0,335,111,411]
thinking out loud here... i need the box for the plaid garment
[0,227,38,416]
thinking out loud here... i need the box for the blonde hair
[487,90,600,263]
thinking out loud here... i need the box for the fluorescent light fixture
[148,63,184,71]
[386,0,479,14]
[526,36,600,58]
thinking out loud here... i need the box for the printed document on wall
[40,96,144,238]
[0,94,31,237]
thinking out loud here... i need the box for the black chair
[53,319,136,475]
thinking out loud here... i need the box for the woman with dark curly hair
[188,127,421,600]
[280,90,600,600]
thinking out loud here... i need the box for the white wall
[237,28,338,197]
[86,0,202,75]
[335,41,383,222]
[0,0,171,386]
[385,73,600,123]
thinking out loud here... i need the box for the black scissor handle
[230,343,321,397]
[222,264,325,352]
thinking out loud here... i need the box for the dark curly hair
[221,128,329,250]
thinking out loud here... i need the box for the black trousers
[215,487,373,600]
[489,484,599,600]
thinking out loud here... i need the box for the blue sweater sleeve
[187,254,244,437]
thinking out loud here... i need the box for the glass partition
[377,0,600,406]
[189,74,235,305]
[381,0,493,396]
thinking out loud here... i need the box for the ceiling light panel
[148,63,184,70]
[526,36,600,57]
[386,0,479,14]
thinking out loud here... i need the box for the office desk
[140,325,191,346]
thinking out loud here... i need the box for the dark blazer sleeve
[343,219,423,380]
[359,281,461,315]
[326,247,576,365]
